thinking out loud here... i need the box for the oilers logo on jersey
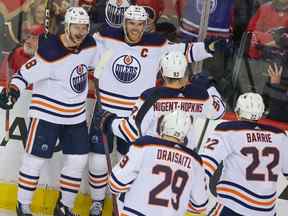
[196,0,217,14]
[70,64,88,93]
[112,55,141,83]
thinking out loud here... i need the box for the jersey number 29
[149,164,188,210]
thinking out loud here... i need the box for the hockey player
[93,51,225,148]
[200,92,288,216]
[89,5,221,215]
[108,110,208,216]
[0,7,102,216]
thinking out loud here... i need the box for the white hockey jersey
[11,34,101,125]
[108,135,208,216]
[200,121,288,216]
[93,26,212,117]
[111,83,225,150]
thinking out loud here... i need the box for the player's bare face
[125,20,145,43]
[68,23,89,46]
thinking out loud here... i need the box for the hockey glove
[205,38,231,54]
[90,107,117,135]
[0,86,20,110]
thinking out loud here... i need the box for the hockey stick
[44,0,52,38]
[194,0,212,152]
[193,0,212,75]
[2,53,11,146]
[91,50,119,216]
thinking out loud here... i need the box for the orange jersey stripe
[217,187,276,206]
[25,119,37,153]
[109,179,129,192]
[120,120,137,142]
[101,95,135,106]
[203,160,217,173]
[31,99,84,113]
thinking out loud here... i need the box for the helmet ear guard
[234,93,265,121]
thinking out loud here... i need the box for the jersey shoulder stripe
[183,83,209,100]
[215,121,286,134]
[37,34,96,62]
[140,85,209,101]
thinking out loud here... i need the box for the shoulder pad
[80,35,97,49]
[37,33,63,62]
[183,83,209,100]
[138,32,167,46]
[133,135,156,146]
[99,26,124,41]
[37,34,96,62]
[215,121,286,134]
[140,87,159,100]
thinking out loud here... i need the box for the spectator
[263,63,288,122]
[50,0,70,34]
[23,1,46,30]
[176,0,235,94]
[8,25,45,73]
[247,0,288,60]
[239,0,288,94]
[177,0,235,42]
[135,0,177,40]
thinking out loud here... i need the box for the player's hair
[160,110,192,142]
[105,0,130,28]
[234,92,265,121]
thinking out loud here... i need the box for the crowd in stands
[0,0,287,122]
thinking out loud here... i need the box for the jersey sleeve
[111,97,143,143]
[187,162,208,214]
[163,41,212,63]
[91,34,109,79]
[108,145,144,194]
[199,130,232,178]
[111,95,156,143]
[10,54,52,92]
[202,86,226,120]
